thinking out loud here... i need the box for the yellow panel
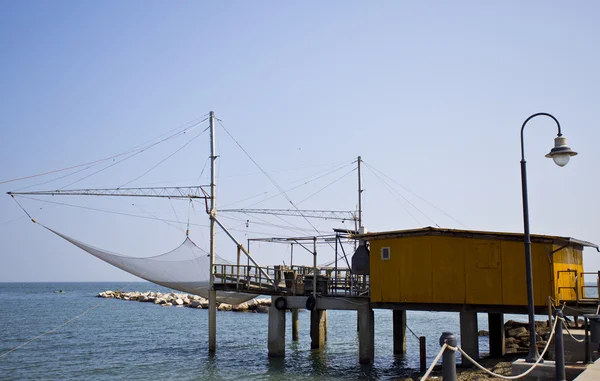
[465,240,503,304]
[369,237,433,303]
[370,235,556,307]
[500,241,553,306]
[431,237,466,303]
[552,245,584,302]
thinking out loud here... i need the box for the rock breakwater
[97,290,272,313]
[504,319,551,354]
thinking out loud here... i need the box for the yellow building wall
[552,245,584,301]
[369,235,554,306]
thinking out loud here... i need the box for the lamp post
[520,112,577,362]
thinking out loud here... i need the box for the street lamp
[520,112,577,362]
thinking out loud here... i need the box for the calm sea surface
[0,282,592,380]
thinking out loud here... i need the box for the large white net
[44,226,255,304]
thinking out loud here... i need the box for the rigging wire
[0,275,157,360]
[119,126,210,188]
[364,166,424,226]
[218,213,323,236]
[217,119,340,257]
[217,159,351,179]
[14,164,95,192]
[195,157,209,184]
[218,191,269,209]
[294,167,357,207]
[132,203,184,234]
[363,161,468,228]
[56,120,209,191]
[13,195,210,228]
[0,115,209,186]
[243,161,355,208]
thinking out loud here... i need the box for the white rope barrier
[561,318,585,343]
[421,316,560,381]
[421,343,449,380]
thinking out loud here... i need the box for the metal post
[313,237,317,299]
[334,234,338,291]
[554,309,566,381]
[439,332,457,381]
[236,245,241,291]
[357,155,363,228]
[521,158,539,362]
[519,113,563,362]
[419,336,427,372]
[208,111,217,352]
[585,316,593,364]
[290,243,293,268]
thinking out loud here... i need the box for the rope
[120,125,210,187]
[364,165,424,226]
[13,195,210,228]
[1,116,208,186]
[406,323,420,341]
[363,161,469,229]
[10,195,35,223]
[421,316,560,381]
[0,277,149,359]
[421,343,449,380]
[562,319,585,343]
[0,302,105,359]
[217,119,336,253]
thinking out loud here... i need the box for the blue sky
[1,1,599,282]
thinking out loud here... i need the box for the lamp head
[545,135,577,167]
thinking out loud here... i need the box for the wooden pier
[212,227,600,366]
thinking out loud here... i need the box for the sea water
[0,282,594,380]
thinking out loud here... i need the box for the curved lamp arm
[520,112,562,161]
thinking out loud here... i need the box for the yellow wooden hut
[358,227,598,310]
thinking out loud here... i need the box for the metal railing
[212,263,369,297]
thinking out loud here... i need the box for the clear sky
[1,1,599,283]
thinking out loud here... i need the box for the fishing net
[43,226,255,304]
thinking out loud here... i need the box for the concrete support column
[310,310,327,349]
[291,308,299,341]
[358,305,375,364]
[488,313,505,357]
[393,309,407,354]
[268,299,286,357]
[323,310,328,342]
[459,310,479,367]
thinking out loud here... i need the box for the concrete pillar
[488,313,505,357]
[310,310,327,349]
[358,305,375,364]
[323,310,328,342]
[393,309,407,354]
[291,308,299,341]
[459,310,479,367]
[268,299,286,357]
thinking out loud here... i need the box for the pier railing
[213,263,369,298]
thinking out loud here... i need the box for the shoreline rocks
[504,319,551,354]
[97,290,272,313]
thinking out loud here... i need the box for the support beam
[358,305,375,364]
[292,308,299,341]
[268,298,286,357]
[310,310,327,349]
[393,309,407,354]
[459,311,479,367]
[489,313,505,357]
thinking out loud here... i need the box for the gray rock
[508,327,527,337]
[256,305,269,313]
